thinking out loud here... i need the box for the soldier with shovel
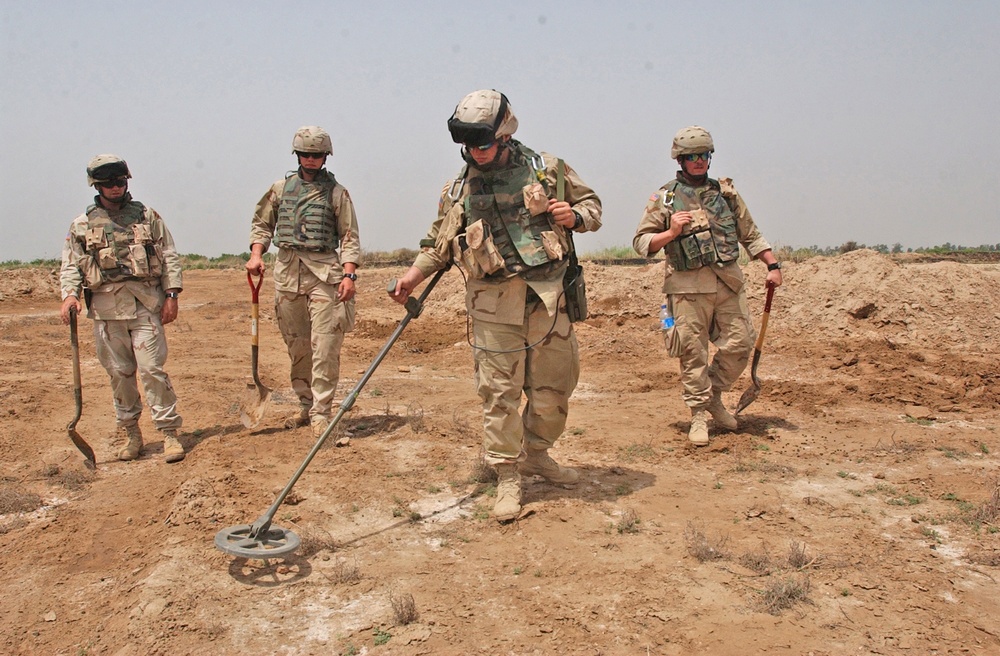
[59,155,186,463]
[633,127,782,446]
[246,126,361,438]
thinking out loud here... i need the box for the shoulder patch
[649,193,659,202]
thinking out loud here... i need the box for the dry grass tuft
[786,541,811,569]
[970,485,1000,525]
[0,517,28,535]
[616,508,640,534]
[0,487,43,514]
[684,521,730,562]
[390,591,419,625]
[468,454,497,486]
[298,528,338,557]
[40,464,93,491]
[758,574,812,615]
[739,543,773,574]
[330,559,361,585]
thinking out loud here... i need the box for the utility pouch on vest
[523,182,548,216]
[97,246,118,270]
[128,244,150,277]
[555,159,588,322]
[453,219,504,279]
[85,227,107,250]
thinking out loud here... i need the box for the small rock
[335,436,351,448]
[904,404,933,420]
[398,366,411,373]
[43,611,56,622]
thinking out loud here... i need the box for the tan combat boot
[162,429,185,463]
[493,463,522,523]
[283,406,310,429]
[117,424,143,461]
[707,389,738,431]
[519,448,579,485]
[311,416,329,439]
[689,409,709,446]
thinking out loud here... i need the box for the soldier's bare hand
[547,199,576,227]
[161,297,178,325]
[338,278,356,302]
[60,296,82,325]
[246,255,265,276]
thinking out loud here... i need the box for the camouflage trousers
[671,278,755,409]
[473,299,580,464]
[93,303,182,430]
[275,267,353,420]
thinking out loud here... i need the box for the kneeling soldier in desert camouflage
[633,126,782,446]
[59,155,186,463]
[392,90,602,521]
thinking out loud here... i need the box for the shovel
[735,282,776,416]
[215,268,448,559]
[67,306,96,465]
[240,272,272,429]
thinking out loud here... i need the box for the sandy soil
[2,249,1000,655]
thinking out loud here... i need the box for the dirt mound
[0,267,60,302]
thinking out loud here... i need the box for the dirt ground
[2,249,1000,655]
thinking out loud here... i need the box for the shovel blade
[734,384,760,416]
[68,427,96,465]
[239,383,273,429]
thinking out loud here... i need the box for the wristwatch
[767,262,782,271]
[342,272,358,281]
[165,291,180,299]
[572,211,584,230]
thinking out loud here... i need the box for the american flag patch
[649,193,659,202]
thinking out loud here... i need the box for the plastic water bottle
[660,304,674,330]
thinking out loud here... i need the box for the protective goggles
[96,177,128,189]
[89,161,129,181]
[296,151,326,159]
[682,152,712,162]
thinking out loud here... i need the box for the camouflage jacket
[633,175,771,294]
[414,145,601,325]
[250,169,361,293]
[60,195,183,320]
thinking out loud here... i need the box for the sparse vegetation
[684,522,729,562]
[390,591,419,625]
[0,487,43,514]
[616,508,640,535]
[758,575,812,615]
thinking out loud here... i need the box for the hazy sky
[2,1,998,262]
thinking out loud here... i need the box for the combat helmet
[447,89,518,147]
[292,126,333,155]
[670,126,715,159]
[86,154,131,187]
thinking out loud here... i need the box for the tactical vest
[662,178,740,272]
[274,170,340,252]
[464,147,563,279]
[80,200,162,287]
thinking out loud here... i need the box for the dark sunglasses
[96,177,128,189]
[296,151,326,159]
[467,142,495,151]
[682,153,711,162]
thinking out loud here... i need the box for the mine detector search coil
[214,268,449,559]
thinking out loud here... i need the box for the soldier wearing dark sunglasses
[59,154,186,463]
[633,126,782,446]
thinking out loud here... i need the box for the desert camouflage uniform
[414,142,601,463]
[249,168,360,421]
[59,194,183,430]
[633,174,771,409]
